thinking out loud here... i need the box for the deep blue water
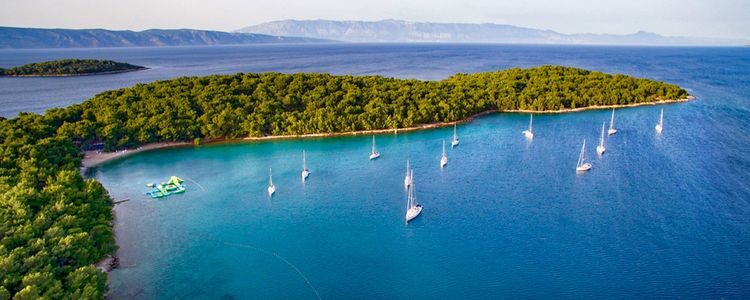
[3,44,750,299]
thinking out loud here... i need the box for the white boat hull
[301,170,309,180]
[596,146,606,155]
[451,140,459,147]
[405,204,422,222]
[523,130,534,139]
[576,163,592,172]
[268,185,275,196]
[369,152,380,160]
[404,177,410,189]
[655,124,663,134]
[440,157,448,168]
[608,128,617,135]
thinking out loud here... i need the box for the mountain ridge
[0,26,334,49]
[237,19,748,46]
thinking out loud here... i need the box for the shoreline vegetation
[81,96,693,168]
[0,59,146,77]
[0,65,690,299]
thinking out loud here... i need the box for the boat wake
[195,233,322,300]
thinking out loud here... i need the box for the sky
[1,0,748,39]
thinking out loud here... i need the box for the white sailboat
[369,135,380,160]
[440,140,448,168]
[522,114,534,139]
[267,168,276,196]
[404,160,411,189]
[301,150,310,181]
[608,109,618,135]
[405,169,422,223]
[655,108,664,134]
[596,121,606,155]
[576,139,592,172]
[451,124,460,147]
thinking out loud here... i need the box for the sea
[1,44,749,299]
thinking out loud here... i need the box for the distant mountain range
[237,19,748,46]
[0,27,332,49]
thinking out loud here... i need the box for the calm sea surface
[2,44,750,299]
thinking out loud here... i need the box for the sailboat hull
[576,163,592,172]
[301,170,309,180]
[451,140,459,147]
[655,125,663,133]
[268,185,275,196]
[608,128,617,135]
[440,157,448,168]
[369,153,380,160]
[596,146,606,155]
[523,130,534,139]
[406,205,422,222]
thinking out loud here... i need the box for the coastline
[81,96,692,168]
[2,67,148,78]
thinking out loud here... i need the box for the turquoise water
[16,44,746,298]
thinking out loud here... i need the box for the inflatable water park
[146,176,186,198]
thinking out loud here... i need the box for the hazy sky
[1,0,748,39]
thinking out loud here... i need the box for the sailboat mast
[269,168,273,185]
[406,160,410,177]
[453,124,457,140]
[529,114,533,132]
[442,140,446,156]
[610,109,615,129]
[578,140,586,167]
[372,136,376,153]
[302,151,306,169]
[600,122,605,147]
[659,109,664,126]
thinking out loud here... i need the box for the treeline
[0,113,116,299]
[0,65,687,299]
[1,59,145,76]
[55,65,687,150]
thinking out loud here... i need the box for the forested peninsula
[0,65,688,299]
[0,59,146,77]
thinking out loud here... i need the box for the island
[0,66,689,299]
[0,59,146,77]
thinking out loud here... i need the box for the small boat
[267,168,276,196]
[440,140,448,168]
[301,150,310,181]
[655,108,664,134]
[404,160,411,189]
[608,109,618,135]
[576,139,592,172]
[405,169,422,223]
[596,121,606,155]
[522,114,534,139]
[451,124,460,147]
[369,135,380,160]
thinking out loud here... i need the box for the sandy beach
[81,96,692,167]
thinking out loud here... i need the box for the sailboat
[440,140,448,168]
[608,109,618,135]
[404,160,411,189]
[301,150,310,181]
[451,124,460,147]
[369,135,380,160]
[596,121,606,155]
[405,169,422,223]
[522,114,534,139]
[267,168,276,196]
[576,139,592,172]
[655,108,664,134]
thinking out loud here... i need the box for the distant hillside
[0,27,333,49]
[237,19,749,46]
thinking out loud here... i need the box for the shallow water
[5,44,750,298]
